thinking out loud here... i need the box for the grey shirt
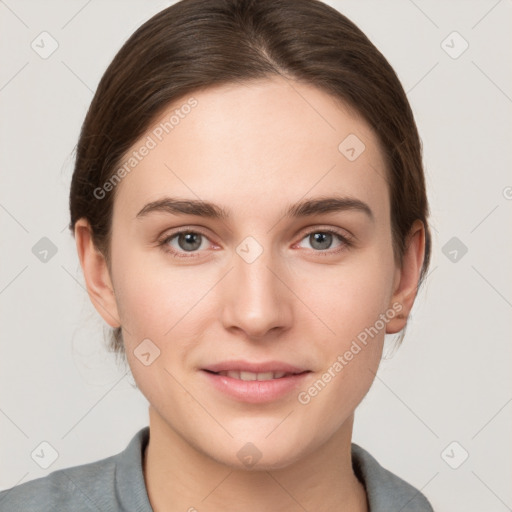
[0,427,434,511]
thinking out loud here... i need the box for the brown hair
[69,0,431,364]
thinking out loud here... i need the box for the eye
[296,228,352,255]
[158,227,353,259]
[158,229,212,258]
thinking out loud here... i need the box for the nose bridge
[222,237,291,337]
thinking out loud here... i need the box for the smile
[212,370,294,380]
[202,369,311,403]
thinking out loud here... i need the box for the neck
[143,406,368,512]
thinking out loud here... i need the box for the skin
[75,76,425,512]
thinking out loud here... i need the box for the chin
[206,433,310,472]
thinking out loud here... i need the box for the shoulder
[0,427,152,512]
[0,455,117,512]
[351,443,435,511]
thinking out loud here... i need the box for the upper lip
[202,360,309,374]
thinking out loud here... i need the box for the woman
[0,0,433,510]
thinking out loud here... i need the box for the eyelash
[157,227,353,259]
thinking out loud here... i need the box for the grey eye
[176,232,203,251]
[308,232,334,250]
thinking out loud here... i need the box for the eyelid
[158,225,212,241]
[296,224,353,242]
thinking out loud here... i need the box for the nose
[220,244,293,340]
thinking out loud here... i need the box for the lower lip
[201,370,311,404]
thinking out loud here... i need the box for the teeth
[217,370,289,380]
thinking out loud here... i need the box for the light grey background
[1,1,511,510]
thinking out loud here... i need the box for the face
[83,77,408,469]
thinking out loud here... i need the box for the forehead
[112,77,389,222]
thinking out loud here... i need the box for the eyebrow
[136,195,374,222]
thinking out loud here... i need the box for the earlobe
[74,218,121,328]
[386,220,426,334]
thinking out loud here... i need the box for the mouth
[200,362,312,403]
[203,369,308,381]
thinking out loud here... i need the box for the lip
[201,360,311,403]
[202,359,308,374]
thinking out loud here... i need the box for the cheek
[301,250,396,340]
[110,243,201,335]
[293,258,393,429]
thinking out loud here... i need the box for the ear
[74,218,121,328]
[386,220,426,334]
